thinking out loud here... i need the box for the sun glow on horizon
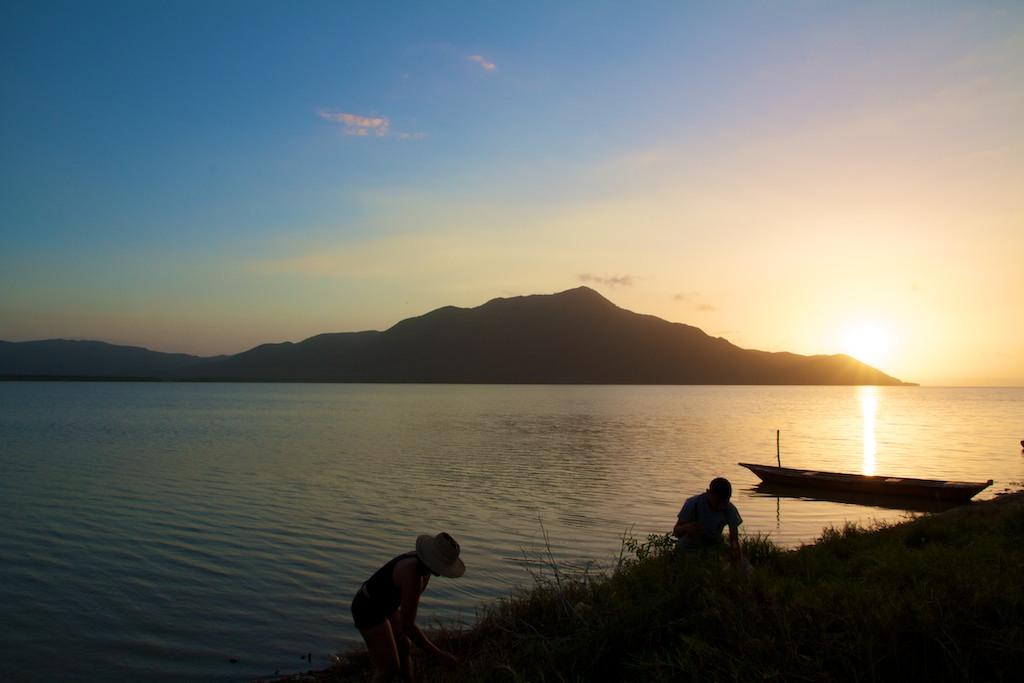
[841,321,891,368]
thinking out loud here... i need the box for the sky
[1,1,1022,385]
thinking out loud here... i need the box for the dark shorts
[350,587,395,630]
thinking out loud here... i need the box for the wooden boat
[738,462,993,502]
[748,482,963,513]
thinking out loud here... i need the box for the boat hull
[738,463,992,502]
[749,482,964,513]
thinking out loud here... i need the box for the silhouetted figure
[351,532,464,682]
[672,477,745,567]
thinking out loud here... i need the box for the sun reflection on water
[860,386,878,475]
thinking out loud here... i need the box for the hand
[437,651,459,668]
[681,522,701,539]
[672,521,699,538]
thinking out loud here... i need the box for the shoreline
[2,375,918,386]
[261,491,1024,682]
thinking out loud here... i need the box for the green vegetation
[304,496,1024,682]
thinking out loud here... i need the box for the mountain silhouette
[0,339,219,378]
[1,287,911,384]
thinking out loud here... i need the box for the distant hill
[0,339,218,378]
[0,288,912,385]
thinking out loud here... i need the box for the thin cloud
[317,109,425,140]
[318,110,390,136]
[674,292,716,311]
[579,273,634,287]
[467,54,496,72]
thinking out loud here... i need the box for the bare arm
[394,562,457,664]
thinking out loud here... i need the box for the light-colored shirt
[676,493,742,550]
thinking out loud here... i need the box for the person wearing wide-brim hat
[350,532,465,681]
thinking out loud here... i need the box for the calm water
[1,383,1021,681]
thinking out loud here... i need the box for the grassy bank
[280,494,1024,682]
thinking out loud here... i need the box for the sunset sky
[2,1,1022,385]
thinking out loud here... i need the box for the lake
[1,383,1020,681]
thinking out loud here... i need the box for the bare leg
[358,617,400,683]
[388,611,415,683]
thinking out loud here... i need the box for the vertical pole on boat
[776,429,781,467]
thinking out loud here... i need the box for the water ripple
[1,383,1021,681]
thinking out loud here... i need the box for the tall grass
[320,498,1024,682]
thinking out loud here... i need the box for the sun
[840,322,890,368]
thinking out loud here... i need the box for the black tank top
[362,552,429,614]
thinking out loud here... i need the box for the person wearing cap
[350,532,465,682]
[672,477,744,566]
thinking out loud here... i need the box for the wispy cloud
[318,109,424,140]
[674,291,717,312]
[579,273,634,287]
[467,54,496,72]
[318,110,390,136]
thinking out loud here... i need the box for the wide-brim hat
[416,532,465,578]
